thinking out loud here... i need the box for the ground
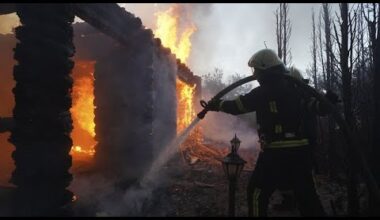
[0,147,369,217]
[135,148,369,217]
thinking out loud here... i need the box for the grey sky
[122,3,339,82]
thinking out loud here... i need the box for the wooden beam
[0,4,16,15]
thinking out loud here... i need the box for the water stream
[141,117,201,187]
[121,117,201,215]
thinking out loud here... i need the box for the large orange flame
[153,4,202,149]
[70,60,97,157]
[153,4,196,64]
[153,4,197,132]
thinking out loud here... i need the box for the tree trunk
[337,3,359,215]
[312,8,318,90]
[370,3,380,216]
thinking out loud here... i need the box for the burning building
[0,3,202,216]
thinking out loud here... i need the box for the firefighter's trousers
[247,145,326,216]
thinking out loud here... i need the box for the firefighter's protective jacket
[219,76,328,149]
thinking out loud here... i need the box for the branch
[332,53,340,65]
[348,11,357,58]
[333,23,342,52]
[332,69,343,81]
[363,4,370,23]
[349,55,360,73]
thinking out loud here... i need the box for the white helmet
[289,65,309,84]
[248,49,284,78]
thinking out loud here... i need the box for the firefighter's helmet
[289,65,309,84]
[248,49,284,78]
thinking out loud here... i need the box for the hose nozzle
[197,100,209,119]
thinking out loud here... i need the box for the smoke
[196,86,261,170]
[69,173,152,216]
[201,111,259,150]
[199,89,260,151]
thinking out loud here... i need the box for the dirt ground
[66,143,369,217]
[0,149,369,217]
[139,155,368,217]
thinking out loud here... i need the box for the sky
[0,3,339,82]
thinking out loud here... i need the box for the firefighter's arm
[218,89,259,115]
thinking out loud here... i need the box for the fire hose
[197,75,256,119]
[197,74,380,203]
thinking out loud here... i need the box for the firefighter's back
[255,78,307,148]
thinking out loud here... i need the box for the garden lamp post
[222,134,246,217]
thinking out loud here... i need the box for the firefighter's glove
[206,98,222,112]
[325,90,340,105]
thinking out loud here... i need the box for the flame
[153,5,196,63]
[70,60,97,158]
[72,145,95,156]
[153,4,197,132]
[176,79,196,134]
[153,5,202,149]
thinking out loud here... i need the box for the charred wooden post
[152,39,177,159]
[94,29,156,186]
[10,4,75,216]
[0,4,15,15]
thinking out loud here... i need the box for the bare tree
[225,73,253,99]
[320,4,343,181]
[275,3,292,66]
[363,3,380,215]
[311,7,319,90]
[373,7,380,212]
[202,68,225,97]
[333,3,357,128]
[333,3,360,215]
[323,3,334,91]
[276,6,283,60]
[354,3,373,154]
[318,9,326,85]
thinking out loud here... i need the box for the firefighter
[205,49,336,216]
